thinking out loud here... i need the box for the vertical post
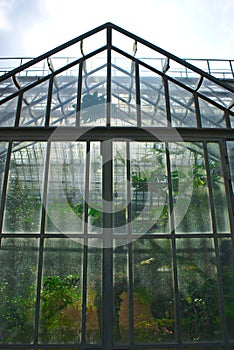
[102,139,113,348]
[106,25,112,127]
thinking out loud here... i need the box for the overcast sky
[0,0,233,59]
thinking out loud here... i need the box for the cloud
[0,0,14,30]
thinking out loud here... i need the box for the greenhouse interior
[0,22,234,349]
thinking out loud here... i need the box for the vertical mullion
[14,92,23,127]
[135,62,141,127]
[203,141,228,343]
[81,141,90,348]
[106,26,112,127]
[76,61,83,127]
[166,142,182,349]
[163,76,171,126]
[193,92,202,128]
[126,142,134,348]
[33,142,51,348]
[225,109,231,129]
[45,76,54,127]
[102,140,113,348]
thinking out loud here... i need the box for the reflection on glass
[0,96,18,126]
[171,143,212,233]
[226,141,234,192]
[140,70,167,127]
[219,238,234,340]
[88,142,103,232]
[130,142,169,234]
[177,238,222,341]
[3,142,46,233]
[19,81,49,126]
[0,142,8,211]
[169,82,197,127]
[199,99,226,128]
[111,53,137,127]
[113,142,127,233]
[133,239,175,343]
[49,66,79,126]
[207,143,230,233]
[113,242,129,344]
[46,142,86,233]
[0,238,38,343]
[86,241,102,344]
[39,239,83,344]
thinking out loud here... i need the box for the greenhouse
[0,22,234,349]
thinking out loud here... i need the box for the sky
[0,0,233,60]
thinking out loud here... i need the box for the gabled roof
[0,22,233,129]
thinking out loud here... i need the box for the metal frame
[0,23,234,350]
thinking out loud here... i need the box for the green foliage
[40,274,81,341]
[4,175,41,232]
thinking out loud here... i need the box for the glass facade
[0,23,234,349]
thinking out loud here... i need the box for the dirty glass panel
[0,96,18,126]
[207,143,230,233]
[0,238,39,344]
[45,142,86,234]
[49,65,79,126]
[113,242,129,345]
[3,142,46,233]
[80,54,106,127]
[226,141,234,192]
[168,81,197,127]
[19,81,49,126]
[130,142,169,235]
[39,238,83,344]
[199,98,226,128]
[140,67,167,127]
[170,143,212,233]
[219,238,234,340]
[86,240,102,344]
[0,142,8,212]
[111,53,137,127]
[177,238,222,341]
[88,142,103,233]
[113,142,128,234]
[133,239,175,344]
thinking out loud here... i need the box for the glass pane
[113,142,128,233]
[219,238,234,340]
[80,54,106,127]
[177,238,222,341]
[49,65,79,126]
[171,143,212,233]
[199,98,226,128]
[0,96,18,126]
[111,53,137,126]
[169,82,197,127]
[88,142,103,233]
[46,142,86,234]
[0,238,39,343]
[226,141,234,192]
[0,142,8,211]
[113,242,129,344]
[133,239,175,343]
[86,240,102,344]
[3,142,46,233]
[131,142,169,235]
[207,143,230,233]
[39,238,83,343]
[140,68,167,127]
[19,81,49,126]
